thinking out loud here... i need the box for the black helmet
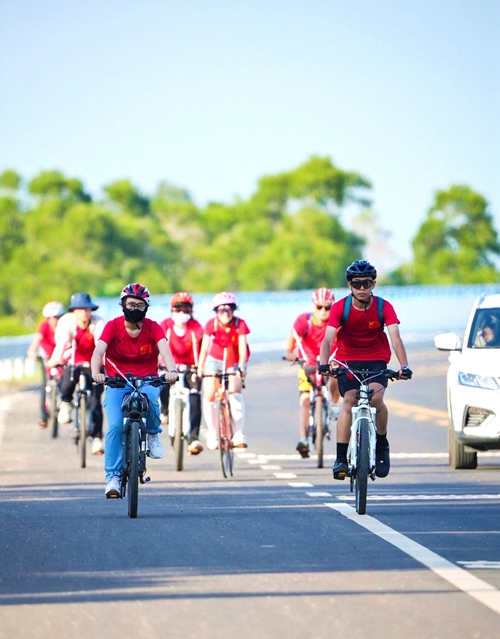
[346,260,377,281]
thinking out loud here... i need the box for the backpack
[340,295,385,328]
[299,312,314,339]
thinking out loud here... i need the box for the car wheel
[448,428,478,470]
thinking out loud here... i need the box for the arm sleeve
[383,300,399,326]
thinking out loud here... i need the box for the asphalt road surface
[0,343,499,639]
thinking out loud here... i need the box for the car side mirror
[434,333,462,351]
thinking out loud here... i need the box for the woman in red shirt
[159,292,204,455]
[91,283,178,498]
[198,292,250,451]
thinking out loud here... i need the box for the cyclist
[91,283,178,497]
[284,288,341,458]
[48,292,106,455]
[159,292,204,455]
[198,292,250,450]
[27,300,65,428]
[318,261,412,480]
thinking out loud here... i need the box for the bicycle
[71,364,92,469]
[165,366,196,472]
[330,363,400,515]
[202,369,242,478]
[41,360,62,438]
[102,374,170,518]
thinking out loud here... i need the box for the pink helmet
[312,287,334,305]
[120,283,151,306]
[212,291,237,310]
[42,301,65,318]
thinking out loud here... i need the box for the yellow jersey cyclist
[319,261,412,480]
[284,288,341,458]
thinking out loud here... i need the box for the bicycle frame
[167,369,191,441]
[304,365,331,468]
[348,386,377,479]
[73,364,92,468]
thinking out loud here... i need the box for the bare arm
[157,338,178,382]
[238,334,247,377]
[387,324,409,373]
[197,334,210,373]
[91,340,108,382]
[320,326,337,365]
[284,329,297,361]
[26,333,43,360]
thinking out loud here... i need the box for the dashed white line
[337,494,500,502]
[326,502,500,616]
[274,473,297,479]
[288,482,314,488]
[306,492,332,497]
[261,465,282,470]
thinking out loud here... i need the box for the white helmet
[42,301,65,318]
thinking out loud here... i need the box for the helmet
[346,260,377,281]
[120,283,151,306]
[67,292,99,311]
[170,292,194,308]
[212,291,237,310]
[312,288,334,305]
[42,301,65,318]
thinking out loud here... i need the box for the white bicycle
[167,366,194,471]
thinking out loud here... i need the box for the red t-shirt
[328,295,399,362]
[100,317,166,377]
[160,317,203,366]
[74,325,97,365]
[293,312,335,365]
[204,316,250,367]
[37,319,56,359]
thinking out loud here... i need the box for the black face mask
[123,307,147,324]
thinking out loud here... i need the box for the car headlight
[458,372,500,390]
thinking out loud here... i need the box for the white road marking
[457,561,500,570]
[238,452,500,460]
[261,465,282,470]
[326,503,500,616]
[306,492,332,497]
[0,396,12,445]
[288,482,313,488]
[274,472,297,479]
[337,494,500,502]
[247,459,265,464]
[235,452,256,458]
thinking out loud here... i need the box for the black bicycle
[72,365,92,468]
[103,375,171,518]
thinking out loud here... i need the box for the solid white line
[288,482,314,488]
[337,494,500,502]
[243,452,500,460]
[326,503,500,616]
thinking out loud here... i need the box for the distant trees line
[0,156,497,335]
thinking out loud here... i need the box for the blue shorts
[204,356,242,374]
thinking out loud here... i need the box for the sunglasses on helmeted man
[316,304,332,311]
[350,279,375,290]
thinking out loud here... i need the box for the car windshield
[469,308,500,348]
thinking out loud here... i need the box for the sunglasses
[172,306,192,313]
[316,304,332,311]
[217,305,234,314]
[350,279,375,290]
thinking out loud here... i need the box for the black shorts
[337,360,388,397]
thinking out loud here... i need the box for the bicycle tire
[217,400,233,478]
[173,398,184,472]
[128,421,140,518]
[315,395,325,468]
[355,417,370,515]
[48,382,58,439]
[78,395,87,468]
[225,406,234,477]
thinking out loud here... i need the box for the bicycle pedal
[370,471,377,481]
[106,494,120,499]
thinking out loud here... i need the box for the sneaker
[148,434,164,459]
[39,420,47,429]
[160,413,169,426]
[206,430,218,451]
[91,437,104,455]
[296,439,310,459]
[375,443,390,478]
[57,401,72,424]
[332,458,349,480]
[105,476,121,498]
[232,431,248,448]
[187,440,204,455]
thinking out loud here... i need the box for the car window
[469,309,500,348]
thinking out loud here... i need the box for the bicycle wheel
[315,395,325,469]
[128,421,140,518]
[217,400,233,478]
[355,417,370,515]
[48,382,59,439]
[78,395,87,469]
[173,398,184,471]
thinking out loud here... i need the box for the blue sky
[1,0,498,265]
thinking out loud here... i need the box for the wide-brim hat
[67,292,99,311]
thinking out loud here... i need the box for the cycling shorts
[204,356,244,374]
[298,366,317,393]
[337,360,388,397]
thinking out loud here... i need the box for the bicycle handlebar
[98,375,173,389]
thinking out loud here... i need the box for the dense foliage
[0,157,370,335]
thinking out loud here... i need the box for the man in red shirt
[319,261,412,480]
[159,292,204,455]
[284,288,340,458]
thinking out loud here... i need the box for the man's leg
[370,384,390,478]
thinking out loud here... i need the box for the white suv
[435,293,500,469]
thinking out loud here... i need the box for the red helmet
[312,287,334,305]
[170,292,194,308]
[120,283,151,306]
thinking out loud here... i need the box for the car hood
[455,348,500,377]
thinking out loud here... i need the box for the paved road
[0,343,499,639]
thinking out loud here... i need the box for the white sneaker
[206,430,218,451]
[160,414,169,426]
[91,437,104,455]
[148,434,164,459]
[57,401,72,424]
[105,476,120,498]
[187,440,204,455]
[232,431,248,448]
